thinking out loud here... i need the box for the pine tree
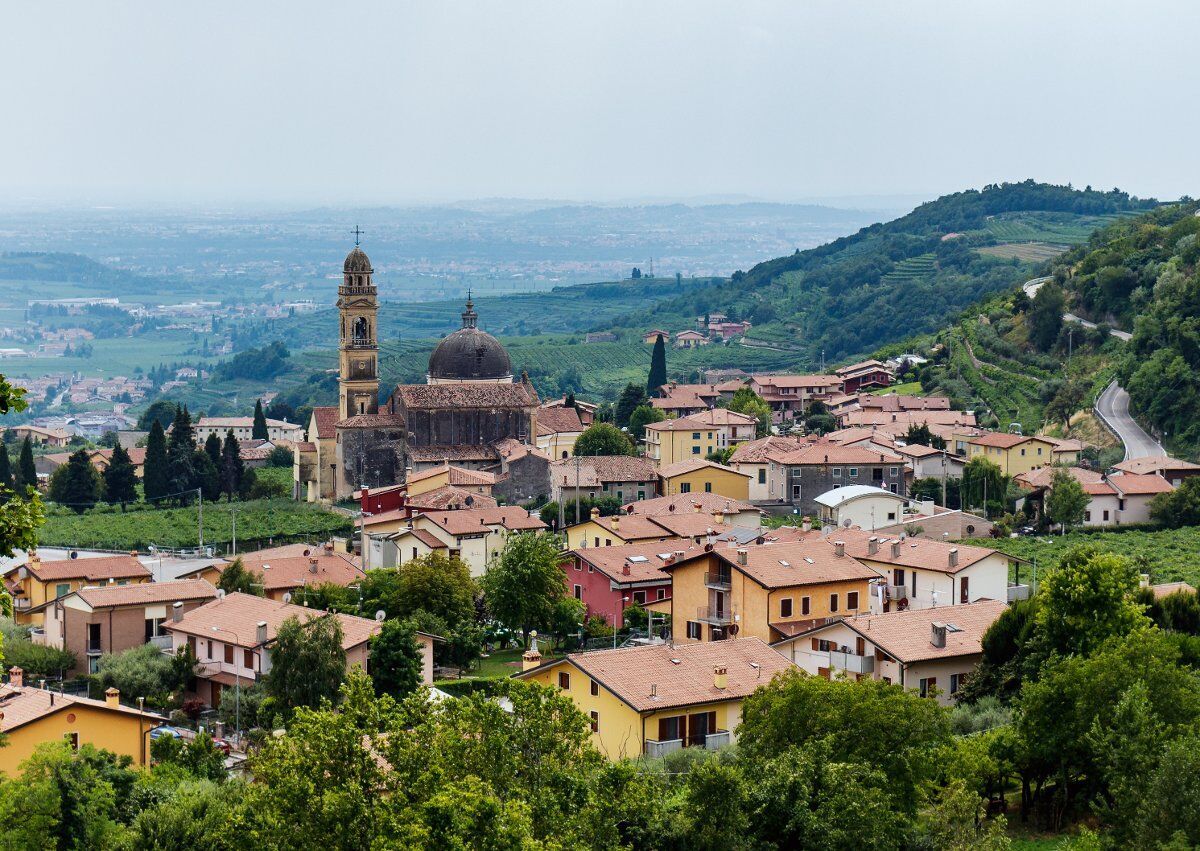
[0,441,13,498]
[252,399,268,440]
[143,420,169,504]
[221,429,245,501]
[15,436,36,493]
[48,448,100,513]
[102,443,138,510]
[647,333,667,393]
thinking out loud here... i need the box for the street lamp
[615,595,629,649]
[210,625,241,741]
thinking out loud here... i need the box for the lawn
[989,526,1200,587]
[871,381,923,395]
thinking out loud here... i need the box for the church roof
[336,413,407,429]
[395,383,537,410]
[344,247,372,273]
[408,445,501,463]
[427,297,512,381]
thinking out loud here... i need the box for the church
[294,243,551,504]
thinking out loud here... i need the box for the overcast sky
[2,1,1196,207]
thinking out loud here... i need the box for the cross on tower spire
[352,225,364,246]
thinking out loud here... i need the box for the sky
[1,1,1197,207]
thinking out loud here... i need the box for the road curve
[1094,379,1166,460]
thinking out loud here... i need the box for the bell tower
[337,233,380,420]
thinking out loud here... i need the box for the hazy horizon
[2,1,1197,206]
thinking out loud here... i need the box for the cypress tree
[0,441,12,497]
[16,436,36,493]
[143,420,169,503]
[102,443,138,510]
[48,448,100,513]
[204,432,222,469]
[221,429,245,501]
[252,399,269,440]
[167,406,197,503]
[647,333,667,393]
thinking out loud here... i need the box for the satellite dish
[302,549,311,557]
[216,589,226,599]
[728,623,740,636]
[69,550,78,560]
[282,592,292,603]
[375,610,386,622]
[842,518,852,528]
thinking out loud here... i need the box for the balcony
[696,606,733,626]
[829,651,875,675]
[148,635,173,652]
[13,597,29,610]
[86,642,102,656]
[886,584,908,601]
[645,738,684,758]
[703,572,732,591]
[1007,584,1031,602]
[644,730,732,758]
[704,730,732,750]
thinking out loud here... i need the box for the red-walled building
[561,540,706,627]
[835,360,895,394]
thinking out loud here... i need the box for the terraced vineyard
[976,243,1069,263]
[879,253,937,286]
[983,211,1132,244]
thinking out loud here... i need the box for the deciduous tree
[480,532,565,645]
[574,423,633,457]
[1046,468,1089,532]
[368,619,424,698]
[264,614,347,715]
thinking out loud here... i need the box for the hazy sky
[2,1,1196,206]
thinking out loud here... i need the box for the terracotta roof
[393,528,448,549]
[231,549,365,592]
[697,539,879,589]
[516,637,795,712]
[772,443,904,466]
[536,407,585,435]
[624,491,758,516]
[582,514,677,542]
[1083,481,1117,496]
[422,507,546,537]
[228,542,355,564]
[843,410,976,427]
[75,579,217,609]
[407,464,497,487]
[407,445,500,463]
[1150,581,1197,599]
[781,600,1007,663]
[1112,456,1200,475]
[686,409,758,427]
[1045,438,1086,452]
[752,374,843,389]
[294,441,317,453]
[728,435,805,464]
[12,555,151,583]
[834,528,1005,575]
[859,393,949,412]
[970,432,1056,449]
[894,443,942,458]
[550,455,657,486]
[659,458,751,480]
[408,485,498,511]
[1014,465,1103,490]
[0,684,164,734]
[1108,473,1175,495]
[769,616,838,637]
[395,383,537,410]
[312,406,340,439]
[335,413,407,429]
[643,513,734,539]
[492,438,550,462]
[567,540,706,584]
[165,592,380,649]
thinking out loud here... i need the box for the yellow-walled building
[4,554,153,626]
[663,540,877,645]
[514,637,795,760]
[658,459,751,501]
[0,668,164,776]
[644,409,758,467]
[966,432,1059,477]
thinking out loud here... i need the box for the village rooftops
[515,637,794,713]
[585,513,725,543]
[73,579,217,609]
[1106,473,1175,495]
[622,491,758,516]
[407,445,501,464]
[1149,581,1197,599]
[658,458,752,479]
[770,442,905,466]
[422,506,546,537]
[394,383,538,409]
[1112,456,1200,475]
[1014,466,1104,490]
[228,549,366,593]
[407,485,498,511]
[7,554,151,584]
[567,540,710,584]
[335,413,408,429]
[813,485,904,510]
[968,432,1042,449]
[311,406,340,439]
[550,455,658,487]
[688,538,880,589]
[535,407,585,435]
[406,464,498,487]
[164,591,381,650]
[777,600,1007,663]
[1,680,164,735]
[832,528,1010,575]
[728,435,805,464]
[645,410,755,431]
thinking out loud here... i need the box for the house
[4,554,153,626]
[835,360,894,393]
[649,382,721,417]
[39,579,217,674]
[658,459,752,501]
[1112,455,1200,487]
[842,409,977,431]
[727,435,805,501]
[643,409,757,466]
[966,433,1059,477]
[662,539,879,644]
[893,442,963,479]
[773,600,1007,704]
[1044,437,1087,466]
[813,485,908,532]
[858,393,950,413]
[535,406,586,459]
[564,508,734,550]
[374,507,547,576]
[35,447,148,481]
[194,416,304,444]
[164,592,423,709]
[295,406,339,502]
[642,329,670,344]
[623,491,763,528]
[514,637,795,760]
[834,530,1025,611]
[1082,473,1174,526]
[540,396,597,426]
[874,506,995,541]
[4,425,72,447]
[561,541,692,626]
[1,668,164,776]
[674,330,709,349]
[729,441,906,515]
[406,463,497,499]
[180,542,364,602]
[748,374,844,423]
[549,455,659,505]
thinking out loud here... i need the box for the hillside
[606,182,1157,366]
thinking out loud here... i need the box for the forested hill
[607,181,1157,366]
[1045,200,1200,451]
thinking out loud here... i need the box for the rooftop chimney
[622,561,631,576]
[891,540,901,558]
[8,666,23,688]
[868,537,879,555]
[611,515,619,531]
[931,622,947,649]
[256,620,268,645]
[172,601,183,622]
[714,665,728,690]
[948,548,959,568]
[522,632,542,671]
[834,540,845,558]
[692,501,702,513]
[590,507,601,520]
[105,686,120,708]
[309,557,319,574]
[736,548,748,565]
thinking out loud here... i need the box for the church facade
[294,243,550,504]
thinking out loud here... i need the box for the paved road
[1094,380,1166,460]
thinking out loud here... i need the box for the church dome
[427,297,512,382]
[344,246,372,273]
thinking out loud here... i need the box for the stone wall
[787,463,905,517]
[493,453,551,505]
[336,426,408,499]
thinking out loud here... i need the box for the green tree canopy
[905,423,946,450]
[220,429,245,501]
[961,456,1006,517]
[216,557,261,596]
[647,333,667,393]
[614,383,647,429]
[1046,467,1089,531]
[265,614,347,716]
[1150,477,1200,528]
[368,619,424,699]
[726,386,772,437]
[1028,280,1066,351]
[480,532,565,644]
[252,399,268,440]
[574,423,633,457]
[102,443,138,509]
[1034,545,1149,657]
[48,448,101,513]
[15,435,37,492]
[142,419,169,504]
[627,404,665,442]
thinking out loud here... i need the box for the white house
[814,485,907,532]
[1082,473,1174,527]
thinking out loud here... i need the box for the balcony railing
[829,651,875,675]
[86,642,102,655]
[1007,584,1031,602]
[696,606,733,625]
[704,730,732,750]
[13,597,29,610]
[645,730,732,758]
[886,584,908,601]
[703,572,732,591]
[645,738,683,758]
[148,635,173,652]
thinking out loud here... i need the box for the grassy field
[38,497,351,552]
[870,381,922,395]
[989,526,1200,587]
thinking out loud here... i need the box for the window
[692,432,701,440]
[829,593,839,613]
[589,711,599,733]
[680,482,692,493]
[1020,448,1026,456]
[656,588,666,600]
[801,596,810,616]
[244,649,254,669]
[780,598,793,618]
[959,576,969,604]
[832,467,842,478]
[558,671,570,689]
[605,539,612,546]
[587,565,594,573]
[848,468,858,478]
[573,584,582,600]
[886,512,896,521]
[590,679,599,696]
[55,583,71,598]
[1103,510,1110,521]
[847,591,859,610]
[686,621,702,640]
[950,673,963,695]
[1085,510,1091,521]
[573,560,581,571]
[633,590,646,605]
[224,644,235,664]
[704,482,713,493]
[88,656,100,674]
[206,640,213,660]
[594,537,600,547]
[691,446,701,455]
[919,676,937,698]
[872,467,883,481]
[817,639,833,652]
[889,467,898,477]
[65,732,80,751]
[637,490,645,500]
[758,469,766,484]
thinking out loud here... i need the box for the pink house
[561,540,707,626]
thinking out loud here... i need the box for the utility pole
[197,488,203,550]
[230,507,238,556]
[941,449,948,507]
[574,453,581,531]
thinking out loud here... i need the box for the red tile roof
[550,456,658,486]
[536,407,585,435]
[1107,473,1175,496]
[699,540,879,589]
[165,591,380,649]
[408,485,498,511]
[75,579,217,609]
[230,549,365,592]
[566,540,705,584]
[1,684,164,734]
[312,406,340,439]
[623,491,758,516]
[395,383,537,410]
[422,507,546,537]
[14,555,151,583]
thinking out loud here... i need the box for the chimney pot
[714,665,728,690]
[105,686,120,708]
[309,557,319,573]
[868,536,879,555]
[948,548,959,568]
[8,666,23,688]
[172,601,183,622]
[891,540,901,558]
[931,622,947,648]
[834,540,845,558]
[622,561,631,576]
[256,620,268,644]
[736,548,748,565]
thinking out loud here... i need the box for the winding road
[1022,276,1162,459]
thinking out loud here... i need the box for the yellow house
[513,637,795,760]
[4,554,152,626]
[564,507,734,550]
[662,539,877,644]
[644,409,757,466]
[658,459,751,501]
[966,432,1059,476]
[0,668,164,776]
[295,406,339,503]
[405,463,497,498]
[535,406,586,460]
